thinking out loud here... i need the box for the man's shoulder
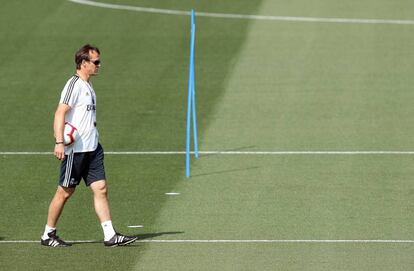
[63,75,82,91]
[65,74,80,85]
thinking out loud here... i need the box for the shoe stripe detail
[49,240,58,247]
[104,234,138,247]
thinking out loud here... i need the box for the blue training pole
[186,9,196,178]
[191,10,198,159]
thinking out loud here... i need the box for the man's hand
[54,143,65,160]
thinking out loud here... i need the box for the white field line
[68,0,414,25]
[3,151,414,155]
[138,239,414,244]
[1,239,413,244]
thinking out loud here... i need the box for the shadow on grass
[70,231,184,246]
[192,167,260,178]
[136,231,184,240]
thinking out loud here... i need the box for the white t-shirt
[59,75,99,154]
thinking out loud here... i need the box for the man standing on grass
[41,44,137,247]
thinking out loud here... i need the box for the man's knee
[56,186,75,200]
[91,180,108,196]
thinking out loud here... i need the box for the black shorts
[59,143,106,188]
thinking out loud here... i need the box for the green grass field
[1,0,413,270]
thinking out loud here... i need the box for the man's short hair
[75,44,100,69]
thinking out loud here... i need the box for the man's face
[86,50,101,76]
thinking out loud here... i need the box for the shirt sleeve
[59,76,80,108]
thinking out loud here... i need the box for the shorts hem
[86,178,106,187]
